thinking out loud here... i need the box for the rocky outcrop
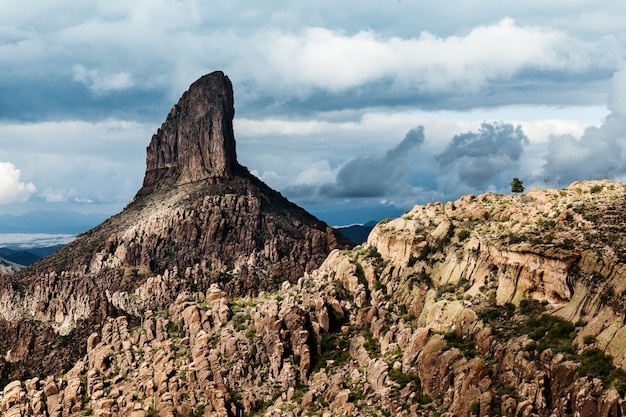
[0,71,350,379]
[0,257,21,275]
[142,71,237,193]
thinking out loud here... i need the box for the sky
[1,1,626,230]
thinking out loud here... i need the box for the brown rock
[1,380,23,411]
[142,71,237,191]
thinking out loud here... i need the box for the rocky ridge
[0,258,21,275]
[0,71,349,381]
[3,180,626,416]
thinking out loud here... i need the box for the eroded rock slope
[0,71,349,381]
[4,180,626,416]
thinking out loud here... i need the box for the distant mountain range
[335,220,377,244]
[0,245,65,266]
[0,210,110,234]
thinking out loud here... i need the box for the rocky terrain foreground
[2,73,626,417]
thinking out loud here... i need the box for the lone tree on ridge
[511,177,525,194]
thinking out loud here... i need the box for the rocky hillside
[2,180,626,416]
[0,71,349,381]
[0,257,21,275]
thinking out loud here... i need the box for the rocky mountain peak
[0,72,352,380]
[141,71,237,193]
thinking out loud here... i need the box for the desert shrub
[480,308,501,321]
[437,284,456,297]
[519,299,544,315]
[312,331,350,371]
[233,312,251,332]
[388,368,421,390]
[506,232,526,244]
[590,185,604,194]
[166,321,185,339]
[577,348,626,393]
[398,304,408,315]
[444,329,477,358]
[528,314,575,354]
[458,230,471,242]
[418,244,433,261]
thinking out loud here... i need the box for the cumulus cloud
[542,70,626,184]
[284,127,425,200]
[436,122,529,188]
[0,162,36,204]
[0,119,149,213]
[237,18,617,101]
[41,188,67,203]
[1,2,625,227]
[73,65,134,94]
[324,127,424,197]
[1,5,620,119]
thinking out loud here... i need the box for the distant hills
[0,245,65,266]
[0,210,109,234]
[335,220,377,244]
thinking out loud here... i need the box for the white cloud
[74,197,94,204]
[0,162,36,204]
[41,188,67,203]
[0,233,75,249]
[240,18,617,96]
[609,69,626,117]
[73,64,134,94]
[294,160,337,185]
[0,1,625,225]
[0,119,149,212]
[2,5,617,105]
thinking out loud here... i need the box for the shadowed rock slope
[3,180,626,417]
[0,71,350,381]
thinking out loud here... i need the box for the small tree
[511,177,524,194]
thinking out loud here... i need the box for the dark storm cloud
[0,77,170,122]
[542,70,626,185]
[283,127,425,200]
[322,127,425,198]
[544,115,626,184]
[436,122,529,188]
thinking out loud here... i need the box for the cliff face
[0,71,350,380]
[142,72,237,192]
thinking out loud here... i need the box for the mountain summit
[0,71,350,378]
[142,72,237,193]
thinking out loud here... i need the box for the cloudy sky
[1,1,626,229]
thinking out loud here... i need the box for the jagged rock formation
[0,257,21,275]
[0,71,350,381]
[142,73,237,192]
[3,180,626,417]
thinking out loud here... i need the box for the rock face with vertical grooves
[142,73,237,192]
[0,71,351,379]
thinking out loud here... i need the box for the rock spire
[142,71,237,192]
